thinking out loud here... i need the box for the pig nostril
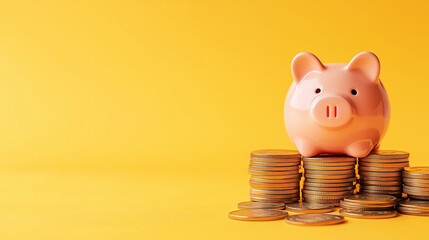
[334,106,337,118]
[326,106,330,118]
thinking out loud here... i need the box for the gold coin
[339,208,397,219]
[359,166,404,172]
[359,185,402,191]
[302,198,341,206]
[303,189,354,196]
[343,194,396,205]
[303,165,355,170]
[251,149,301,158]
[304,169,355,175]
[305,177,357,183]
[249,169,299,176]
[359,180,402,186]
[285,213,345,226]
[237,201,285,210]
[251,196,300,203]
[303,185,355,192]
[358,161,409,168]
[251,160,300,167]
[285,202,335,213]
[398,199,429,210]
[303,161,356,167]
[249,181,300,189]
[228,209,288,221]
[249,165,300,171]
[250,188,299,195]
[403,185,429,192]
[403,167,429,179]
[304,181,354,188]
[251,157,301,163]
[304,173,356,179]
[364,150,409,159]
[359,157,409,163]
[250,177,301,183]
[358,171,402,177]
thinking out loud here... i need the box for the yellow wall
[0,1,428,239]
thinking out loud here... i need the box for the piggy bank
[284,52,390,158]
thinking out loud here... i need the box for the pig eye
[315,88,321,94]
[351,89,358,95]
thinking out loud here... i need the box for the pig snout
[310,96,353,128]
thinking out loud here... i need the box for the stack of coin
[358,150,410,197]
[403,167,429,201]
[302,155,357,206]
[339,194,398,219]
[397,199,429,216]
[249,150,302,204]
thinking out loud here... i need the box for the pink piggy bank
[284,52,390,158]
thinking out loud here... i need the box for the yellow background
[0,0,428,239]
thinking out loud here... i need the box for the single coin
[237,201,285,210]
[304,173,356,179]
[251,193,300,199]
[397,206,429,216]
[358,161,409,168]
[304,169,356,175]
[249,169,299,176]
[250,188,299,195]
[339,199,396,208]
[228,209,288,221]
[359,176,402,182]
[303,185,355,192]
[305,177,357,183]
[339,201,395,210]
[304,181,354,188]
[302,193,350,200]
[403,185,429,193]
[249,181,300,189]
[359,185,402,191]
[403,177,429,183]
[250,177,301,183]
[398,199,429,210]
[303,165,355,171]
[251,196,300,203]
[251,160,300,167]
[251,149,301,159]
[303,156,356,163]
[360,189,402,195]
[406,194,429,200]
[359,180,402,186]
[285,202,335,213]
[364,150,409,159]
[359,157,409,163]
[339,208,397,219]
[303,161,356,167]
[302,198,341,206]
[359,166,404,172]
[285,213,345,226]
[358,171,402,177]
[249,165,300,171]
[403,167,429,179]
[303,189,353,196]
[251,173,302,179]
[251,157,301,163]
[343,194,396,205]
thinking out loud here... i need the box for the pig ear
[291,52,326,83]
[346,52,380,83]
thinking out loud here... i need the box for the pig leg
[346,140,374,158]
[294,139,320,157]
